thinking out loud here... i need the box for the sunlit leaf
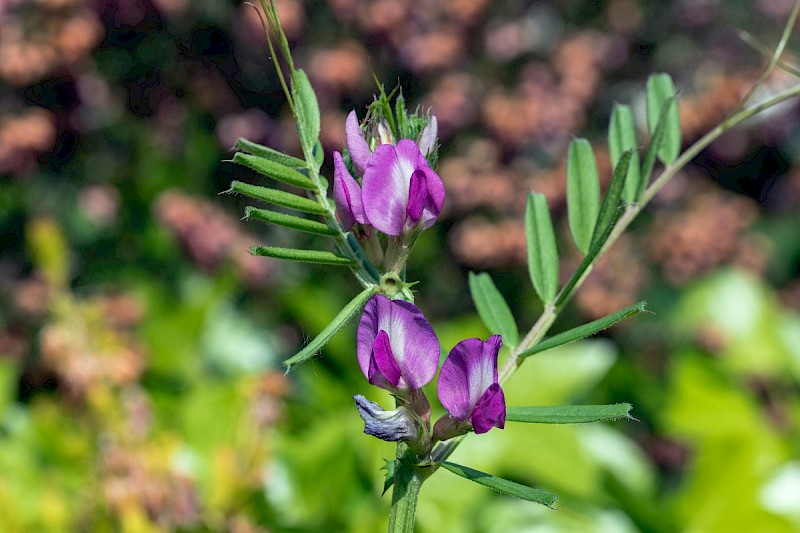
[283,285,378,370]
[566,138,600,254]
[226,181,326,214]
[441,462,558,508]
[608,104,641,202]
[292,69,321,154]
[646,73,681,164]
[525,193,559,304]
[506,404,633,424]
[232,152,316,190]
[468,272,519,347]
[250,246,355,266]
[521,301,647,358]
[234,138,306,168]
[591,150,632,248]
[244,207,337,236]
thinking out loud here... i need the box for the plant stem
[431,79,800,466]
[388,460,424,532]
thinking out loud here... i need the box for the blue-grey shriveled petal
[354,395,418,442]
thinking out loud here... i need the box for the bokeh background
[2,0,800,531]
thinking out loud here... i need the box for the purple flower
[333,151,367,231]
[438,335,506,434]
[345,110,371,176]
[361,139,445,236]
[357,294,440,391]
[417,115,438,158]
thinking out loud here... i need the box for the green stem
[388,464,423,533]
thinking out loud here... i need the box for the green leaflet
[608,104,641,203]
[646,73,681,164]
[226,181,326,215]
[520,301,646,358]
[250,246,355,266]
[591,150,633,249]
[292,69,321,155]
[555,204,624,308]
[440,462,558,508]
[639,96,674,199]
[468,272,519,347]
[505,404,633,424]
[244,207,337,236]
[233,138,306,169]
[283,285,378,370]
[233,152,316,190]
[525,193,559,304]
[566,138,600,254]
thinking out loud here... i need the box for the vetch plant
[226,1,800,530]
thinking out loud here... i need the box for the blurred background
[1,0,800,531]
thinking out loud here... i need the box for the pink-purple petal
[333,151,366,230]
[406,169,427,224]
[438,335,503,422]
[345,110,371,175]
[357,295,440,391]
[471,383,506,434]
[417,115,438,157]
[362,143,414,235]
[419,165,446,230]
[369,330,402,387]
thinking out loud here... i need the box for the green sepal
[234,138,306,168]
[525,193,559,304]
[244,207,337,236]
[250,246,355,266]
[440,462,558,508]
[566,138,600,254]
[283,285,378,370]
[591,149,633,248]
[646,73,681,164]
[609,104,641,203]
[382,459,398,496]
[505,404,634,424]
[520,301,646,358]
[226,181,326,214]
[468,272,519,347]
[292,69,320,154]
[233,152,316,190]
[395,93,408,138]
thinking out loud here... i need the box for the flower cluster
[354,294,506,450]
[333,104,444,274]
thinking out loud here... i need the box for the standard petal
[470,383,506,434]
[357,295,439,390]
[417,115,438,157]
[333,151,366,230]
[383,299,440,389]
[362,141,418,235]
[345,110,371,175]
